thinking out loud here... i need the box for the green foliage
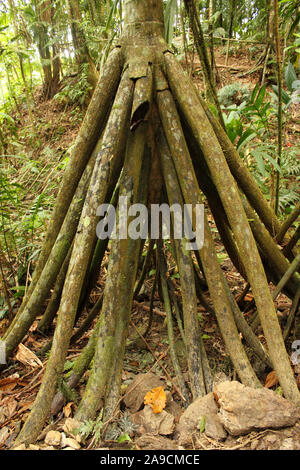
[54,64,93,106]
[218,82,251,107]
[73,409,108,444]
[164,0,178,45]
[221,80,299,215]
[220,44,242,57]
[272,62,300,108]
[285,33,300,67]
[57,376,78,403]
[104,411,138,442]
[198,415,206,433]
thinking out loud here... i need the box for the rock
[131,405,175,435]
[177,392,227,445]
[212,372,229,387]
[135,434,179,450]
[63,417,81,438]
[280,438,295,450]
[214,381,300,436]
[250,439,259,450]
[164,394,182,422]
[264,434,278,445]
[0,426,10,445]
[123,373,164,413]
[64,437,81,450]
[256,439,267,450]
[28,444,40,450]
[60,432,67,448]
[44,430,62,447]
[12,444,27,450]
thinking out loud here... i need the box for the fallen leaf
[203,324,216,333]
[0,382,17,393]
[15,344,43,368]
[6,399,18,417]
[244,294,254,302]
[18,401,34,414]
[63,402,74,418]
[129,361,139,367]
[0,374,19,387]
[0,374,20,393]
[144,386,167,414]
[265,370,279,388]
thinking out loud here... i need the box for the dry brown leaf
[244,294,254,302]
[144,386,167,414]
[265,370,279,388]
[18,401,34,413]
[0,382,17,393]
[6,399,18,417]
[63,402,74,418]
[204,324,216,333]
[15,343,43,368]
[0,374,20,388]
[0,374,20,393]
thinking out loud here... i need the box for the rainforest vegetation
[0,0,299,451]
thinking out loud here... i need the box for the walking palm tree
[2,0,298,446]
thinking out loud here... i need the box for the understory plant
[220,72,300,216]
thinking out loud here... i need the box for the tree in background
[66,0,98,89]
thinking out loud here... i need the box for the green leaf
[198,415,206,433]
[118,433,131,443]
[237,129,256,151]
[164,0,178,45]
[255,85,266,107]
[0,112,15,125]
[287,11,300,40]
[250,84,259,104]
[251,150,265,177]
[104,0,118,34]
[272,85,291,106]
[264,153,281,172]
[64,360,74,372]
[171,273,180,279]
[285,62,297,92]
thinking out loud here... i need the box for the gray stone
[176,392,227,444]
[123,373,164,413]
[64,437,81,450]
[280,438,295,450]
[135,434,179,450]
[131,405,175,435]
[44,430,62,447]
[214,381,300,436]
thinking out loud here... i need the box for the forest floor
[0,45,299,451]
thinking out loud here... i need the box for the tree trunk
[66,0,99,89]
